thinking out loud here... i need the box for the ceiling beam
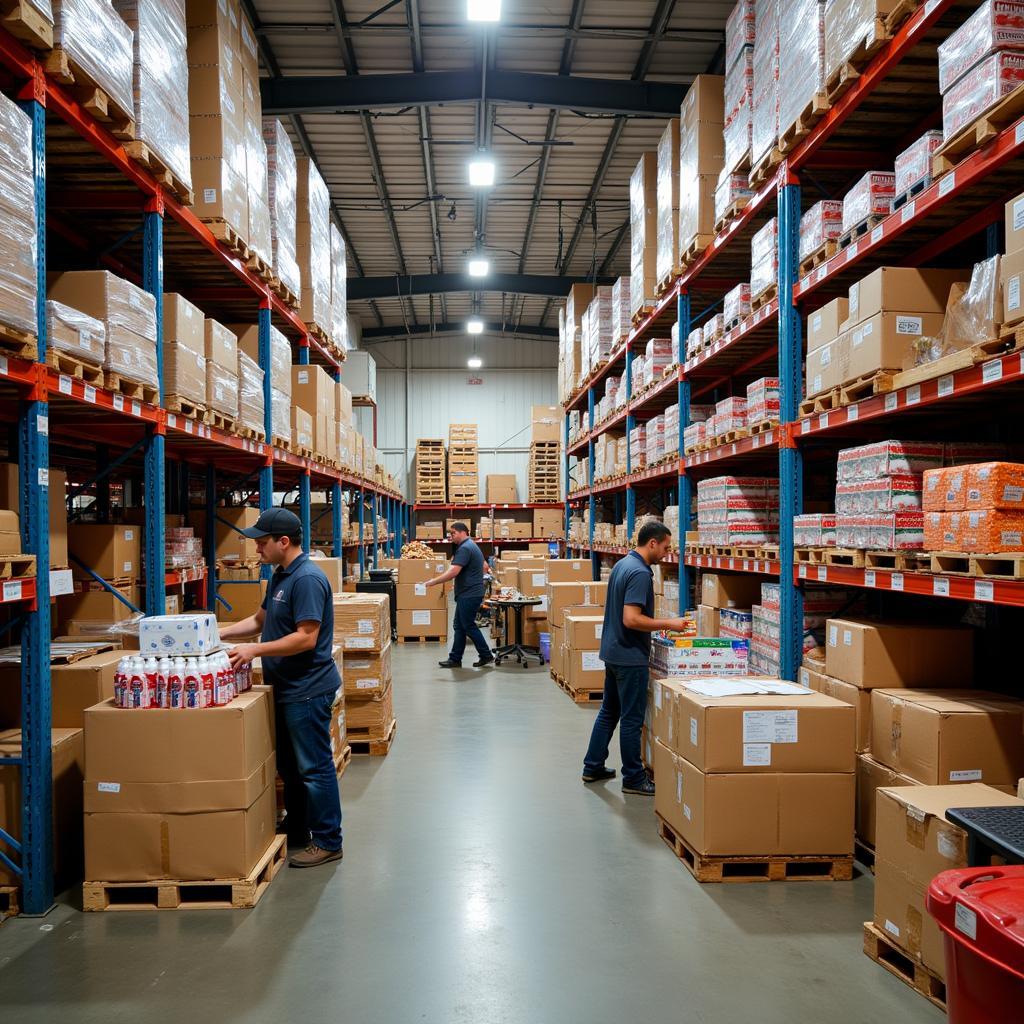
[259,69,690,117]
[361,321,559,341]
[349,273,616,301]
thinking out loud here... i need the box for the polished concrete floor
[0,643,942,1023]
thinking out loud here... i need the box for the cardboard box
[800,665,872,753]
[291,406,313,450]
[396,558,447,584]
[0,463,67,568]
[870,689,1024,786]
[215,580,267,622]
[1005,189,1024,256]
[333,592,390,652]
[847,267,966,326]
[563,613,604,651]
[548,622,563,678]
[342,643,392,698]
[671,689,856,773]
[310,556,344,594]
[1000,246,1024,327]
[824,618,974,688]
[697,604,720,637]
[533,509,564,537]
[545,581,607,629]
[396,582,446,609]
[0,728,84,885]
[187,506,259,563]
[139,613,221,656]
[396,607,447,638]
[69,524,141,580]
[855,752,918,847]
[58,584,141,627]
[164,293,204,350]
[807,297,849,352]
[0,651,121,729]
[545,558,595,584]
[516,565,549,599]
[653,739,854,857]
[291,364,336,418]
[841,310,946,381]
[346,681,393,734]
[531,405,561,443]
[204,318,237,372]
[564,647,605,691]
[700,573,763,609]
[486,474,518,503]
[874,784,1024,977]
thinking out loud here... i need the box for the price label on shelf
[799,565,808,579]
[933,577,950,597]
[3,580,22,603]
[902,201,916,223]
[818,413,829,430]
[37,414,47,436]
[816,265,828,282]
[743,560,750,571]
[113,394,124,411]
[871,225,884,245]
[0,356,7,376]
[982,359,1003,384]
[975,580,994,602]
[847,404,859,421]
[906,385,921,406]
[885,392,898,412]
[938,171,956,197]
[938,375,954,398]
[132,401,141,417]
[1017,121,1024,146]
[891,573,904,592]
[58,374,72,395]
[847,241,858,261]
[184,419,193,434]
[801,419,811,433]
[167,414,177,428]
[864,570,876,588]
[817,566,828,581]
[83,385,96,404]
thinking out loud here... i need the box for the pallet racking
[0,26,406,914]
[563,2,1024,680]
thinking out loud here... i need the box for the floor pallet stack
[415,438,446,504]
[447,423,479,505]
[395,555,449,644]
[529,405,562,503]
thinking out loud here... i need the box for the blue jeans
[275,692,343,851]
[449,594,491,664]
[583,663,648,787]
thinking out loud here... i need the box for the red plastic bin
[926,866,1024,1023]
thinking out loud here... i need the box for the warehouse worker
[221,507,344,869]
[582,520,688,796]
[426,522,494,669]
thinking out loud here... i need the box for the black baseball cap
[240,507,303,539]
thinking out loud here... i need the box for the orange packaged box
[923,511,958,551]
[964,462,1024,511]
[922,467,966,512]
[961,509,1024,553]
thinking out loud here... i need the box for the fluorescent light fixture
[468,356,483,369]
[466,318,484,335]
[467,0,501,22]
[468,157,496,187]
[467,258,490,278]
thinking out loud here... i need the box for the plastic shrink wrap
[750,0,779,168]
[237,350,265,438]
[937,1,1024,94]
[296,157,332,333]
[53,0,134,118]
[46,301,105,364]
[0,94,38,337]
[330,223,348,354]
[778,0,826,146]
[656,119,680,284]
[263,118,302,302]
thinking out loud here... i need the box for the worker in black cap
[222,506,343,869]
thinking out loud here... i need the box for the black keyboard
[946,806,1024,864]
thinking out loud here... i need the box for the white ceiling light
[467,258,490,278]
[466,318,484,335]
[468,356,483,369]
[468,157,496,188]
[467,0,501,22]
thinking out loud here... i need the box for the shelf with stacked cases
[0,576,38,607]
[421,537,564,547]
[574,543,679,566]
[165,565,206,588]
[685,552,781,577]
[412,503,564,511]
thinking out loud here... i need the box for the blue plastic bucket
[539,632,551,663]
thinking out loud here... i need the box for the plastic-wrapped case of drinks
[113,651,253,709]
[841,172,895,232]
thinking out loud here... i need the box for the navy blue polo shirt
[452,537,485,601]
[260,552,340,702]
[599,550,654,667]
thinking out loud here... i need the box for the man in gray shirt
[425,522,494,669]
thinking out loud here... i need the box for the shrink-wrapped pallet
[629,153,658,320]
[46,301,105,365]
[263,118,302,301]
[937,0,1024,94]
[824,0,898,86]
[330,223,348,354]
[0,94,38,338]
[778,0,825,147]
[656,119,680,285]
[296,157,332,335]
[799,200,844,261]
[237,350,265,438]
[750,0,779,169]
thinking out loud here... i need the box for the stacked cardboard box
[46,300,105,368]
[292,364,337,465]
[799,199,843,263]
[722,2,754,175]
[66,524,141,634]
[447,423,479,505]
[238,14,272,269]
[923,461,1024,552]
[296,156,332,341]
[262,117,301,302]
[679,75,724,262]
[656,118,680,285]
[559,283,594,397]
[205,319,239,423]
[163,293,206,407]
[395,557,448,641]
[652,678,855,863]
[630,153,658,321]
[329,223,347,354]
[0,463,68,569]
[416,439,447,504]
[82,689,276,882]
[233,321,292,444]
[334,593,395,748]
[0,650,121,729]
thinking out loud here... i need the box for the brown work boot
[289,843,344,868]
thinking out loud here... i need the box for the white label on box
[901,200,916,223]
[654,685,662,710]
[346,637,374,649]
[896,316,923,335]
[975,580,994,602]
[871,224,884,245]
[1009,276,1021,313]
[414,583,427,596]
[690,716,698,746]
[885,392,898,412]
[203,188,217,204]
[411,610,432,626]
[891,573,904,592]
[532,572,546,588]
[938,170,956,197]
[742,710,797,744]
[800,668,810,687]
[828,624,838,646]
[113,393,124,412]
[594,623,603,640]
[982,359,1002,384]
[843,629,852,646]
[123,561,133,574]
[124,530,134,541]
[812,313,822,333]
[537,594,548,612]
[1015,198,1024,232]
[357,619,374,634]
[1005,486,1024,503]
[820,345,831,366]
[933,577,950,597]
[356,678,379,690]
[2,581,22,602]
[683,803,691,820]
[581,651,604,672]
[955,904,978,941]
[743,743,772,767]
[849,282,859,314]
[96,782,120,793]
[49,569,73,596]
[58,374,72,395]
[938,374,954,398]
[950,769,982,782]
[884,920,901,939]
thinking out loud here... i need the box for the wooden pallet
[271,433,292,450]
[825,18,889,103]
[972,552,1024,580]
[104,372,159,406]
[334,743,353,778]
[798,370,893,417]
[749,418,778,436]
[245,248,274,284]
[863,549,931,573]
[45,348,104,384]
[1,0,52,49]
[757,545,779,561]
[750,284,777,313]
[825,547,866,568]
[631,304,656,326]
[82,835,287,912]
[798,239,838,278]
[164,393,208,421]
[679,233,714,269]
[884,0,925,32]
[0,554,36,579]
[713,196,751,235]
[854,837,876,874]
[778,92,830,154]
[748,145,782,190]
[554,673,603,705]
[203,217,249,257]
[863,921,947,1013]
[889,332,1024,391]
[348,718,397,756]
[933,83,1024,178]
[396,634,446,644]
[269,276,300,310]
[123,140,193,205]
[236,424,266,442]
[794,547,828,565]
[207,409,239,434]
[929,550,972,576]
[0,884,18,923]
[291,443,316,461]
[655,268,680,299]
[44,47,135,140]
[657,814,853,883]
[0,320,38,361]
[838,214,887,251]
[892,175,930,212]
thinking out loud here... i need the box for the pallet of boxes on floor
[395,552,449,644]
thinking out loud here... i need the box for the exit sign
[467,376,483,385]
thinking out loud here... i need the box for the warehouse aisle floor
[0,643,941,1023]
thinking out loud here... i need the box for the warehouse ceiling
[247,0,733,342]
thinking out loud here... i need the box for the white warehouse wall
[359,332,558,500]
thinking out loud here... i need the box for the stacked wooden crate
[528,406,561,503]
[414,438,446,504]
[447,423,479,505]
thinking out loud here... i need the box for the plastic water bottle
[113,656,130,708]
[199,656,215,708]
[236,654,251,693]
[213,652,231,705]
[144,657,159,709]
[168,657,184,709]
[156,657,171,709]
[128,657,147,709]
[183,658,201,709]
